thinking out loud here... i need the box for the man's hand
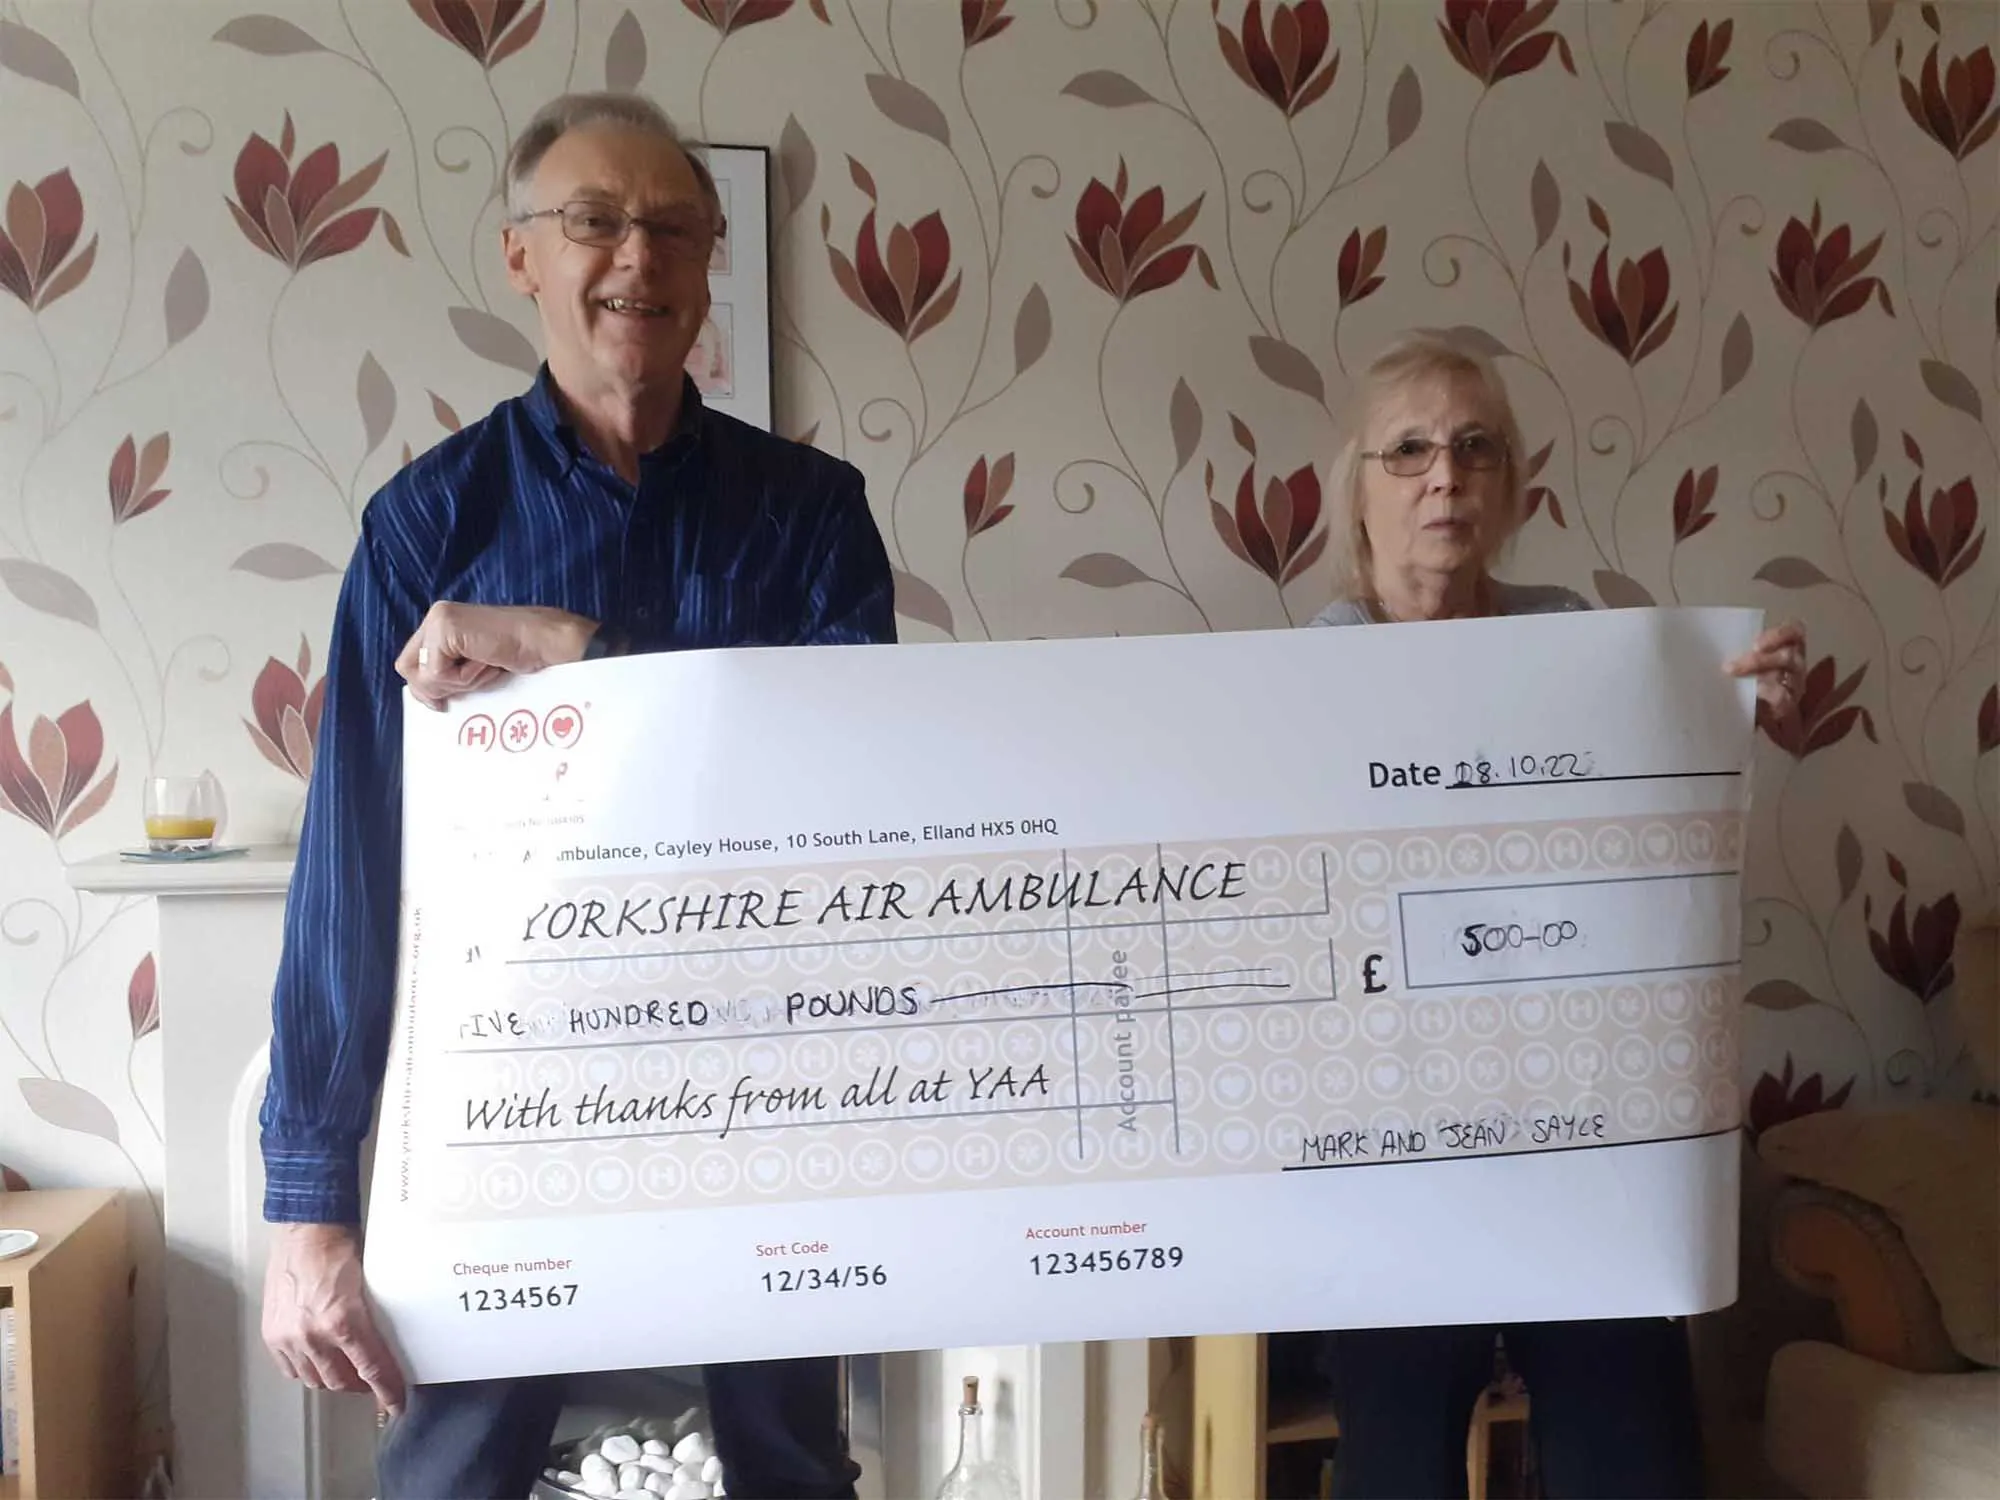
[395,602,599,711]
[261,1222,407,1416]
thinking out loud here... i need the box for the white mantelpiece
[69,848,1138,1499]
[69,846,380,1500]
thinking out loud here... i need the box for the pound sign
[1361,953,1388,994]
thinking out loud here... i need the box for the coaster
[0,1229,39,1260]
[118,845,250,864]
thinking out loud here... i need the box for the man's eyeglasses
[1361,431,1508,478]
[517,200,723,262]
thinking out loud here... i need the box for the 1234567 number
[458,1284,578,1313]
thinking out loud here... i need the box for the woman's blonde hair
[1324,331,1529,601]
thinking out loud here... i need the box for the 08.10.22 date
[1031,1246,1184,1277]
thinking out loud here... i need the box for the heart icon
[1213,1016,1246,1049]
[1520,1050,1553,1082]
[1369,1061,1402,1092]
[1216,1070,1251,1104]
[552,715,574,737]
[753,1156,782,1185]
[908,1145,941,1174]
[1220,1124,1255,1156]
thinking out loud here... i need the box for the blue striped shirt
[259,370,896,1223]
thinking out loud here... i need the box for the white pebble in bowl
[615,1490,653,1500]
[619,1463,646,1491]
[644,1476,671,1496]
[603,1435,643,1465]
[669,1482,712,1500]
[643,1439,670,1458]
[701,1456,721,1484]
[582,1475,618,1499]
[639,1455,674,1476]
[672,1435,711,1466]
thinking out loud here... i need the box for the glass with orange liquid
[143,775,221,852]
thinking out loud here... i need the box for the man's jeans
[376,1356,859,1500]
[1318,1316,1704,1499]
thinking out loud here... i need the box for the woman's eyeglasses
[1361,431,1508,478]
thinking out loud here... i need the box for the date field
[1398,872,1739,989]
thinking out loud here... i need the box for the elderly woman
[1306,333,1805,1500]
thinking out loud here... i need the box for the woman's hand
[1725,620,1808,721]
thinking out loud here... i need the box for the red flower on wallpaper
[1337,226,1387,307]
[1438,0,1576,87]
[108,433,172,525]
[1209,418,1327,587]
[228,114,390,271]
[1521,439,1564,528]
[1671,465,1719,543]
[0,169,97,312]
[1770,202,1892,328]
[245,638,327,784]
[1900,42,1998,161]
[1884,474,1984,587]
[0,1165,27,1193]
[680,0,793,34]
[963,454,1016,538]
[0,699,119,840]
[129,954,159,1041]
[1757,655,1877,759]
[1068,161,1215,304]
[1746,1054,1854,1143]
[407,0,546,66]
[1684,16,1732,99]
[824,163,960,344]
[1216,0,1341,117]
[962,0,1011,47]
[1869,887,1960,1004]
[1568,241,1678,365]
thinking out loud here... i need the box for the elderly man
[256,92,892,1500]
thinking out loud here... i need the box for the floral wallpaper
[0,0,1994,1442]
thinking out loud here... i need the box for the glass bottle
[935,1376,1019,1500]
[1128,1411,1167,1500]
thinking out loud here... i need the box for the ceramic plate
[0,1229,39,1260]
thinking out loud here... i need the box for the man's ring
[417,646,432,669]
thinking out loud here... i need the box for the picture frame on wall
[690,144,771,432]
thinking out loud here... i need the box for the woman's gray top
[1307,579,1590,627]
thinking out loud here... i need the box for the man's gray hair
[503,92,721,224]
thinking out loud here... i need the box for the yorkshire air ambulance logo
[456,705,585,752]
